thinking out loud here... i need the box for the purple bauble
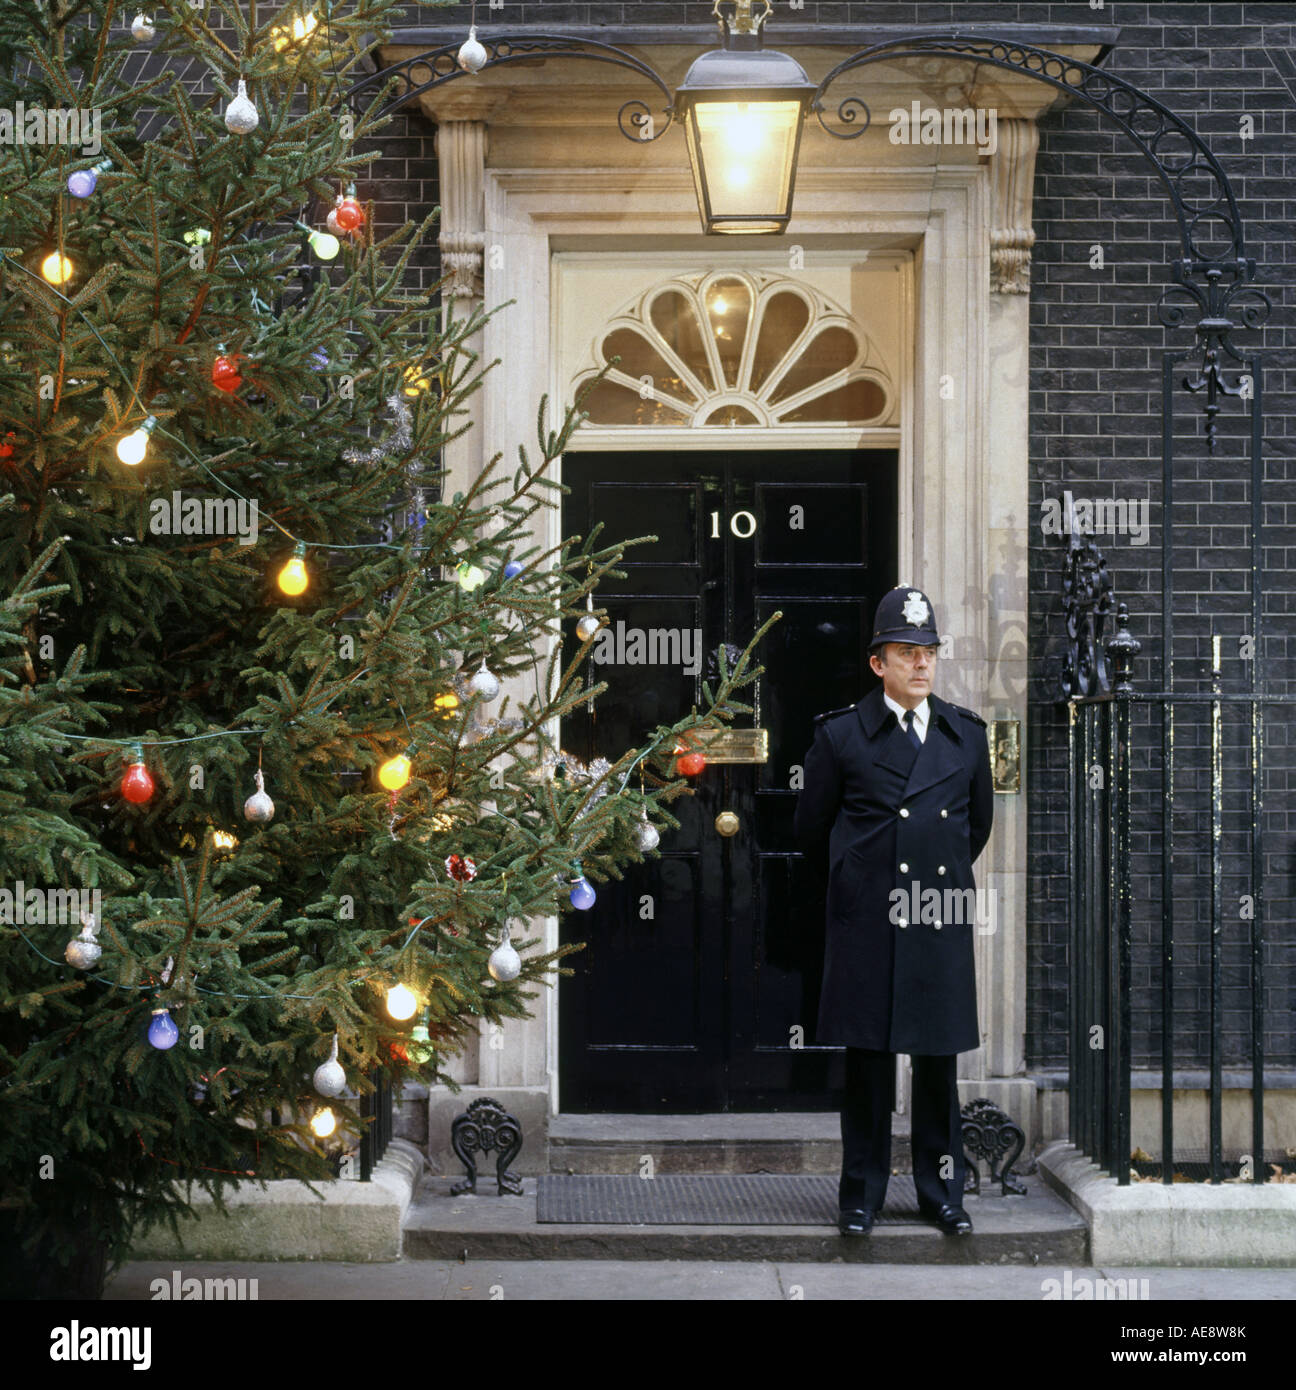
[67,168,97,198]
[569,877,596,910]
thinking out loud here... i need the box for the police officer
[793,586,993,1237]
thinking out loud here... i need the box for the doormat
[536,1173,925,1226]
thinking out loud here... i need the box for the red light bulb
[212,353,242,393]
[676,751,707,777]
[335,196,364,231]
[0,432,14,459]
[121,757,155,804]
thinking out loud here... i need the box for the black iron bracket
[961,1097,1028,1197]
[450,1095,524,1196]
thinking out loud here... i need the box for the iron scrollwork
[449,1096,524,1196]
[961,1097,1028,1197]
[810,36,1270,440]
[344,35,675,141]
[1060,524,1114,701]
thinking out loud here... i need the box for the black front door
[559,450,898,1111]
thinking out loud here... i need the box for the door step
[547,1112,911,1175]
[402,1172,1088,1265]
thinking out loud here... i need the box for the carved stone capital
[989,118,1039,295]
[434,120,488,299]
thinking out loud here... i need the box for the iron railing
[359,1068,394,1181]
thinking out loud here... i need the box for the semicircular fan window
[572,271,892,428]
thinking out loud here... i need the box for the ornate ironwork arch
[811,36,1271,448]
[344,35,675,143]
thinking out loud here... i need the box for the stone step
[546,1111,912,1175]
[402,1172,1088,1265]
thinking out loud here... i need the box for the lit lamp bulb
[309,228,339,260]
[277,541,308,596]
[402,363,432,397]
[378,748,413,791]
[116,415,157,466]
[273,9,319,49]
[386,983,417,1021]
[310,1106,336,1138]
[40,251,74,284]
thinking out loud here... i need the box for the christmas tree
[0,2,772,1297]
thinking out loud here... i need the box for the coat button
[938,865,946,876]
[899,862,909,873]
[899,808,909,818]
[940,809,948,819]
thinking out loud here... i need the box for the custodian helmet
[869,586,940,650]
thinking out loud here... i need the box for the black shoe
[926,1203,972,1235]
[837,1207,876,1237]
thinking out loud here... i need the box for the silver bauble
[243,768,274,822]
[457,25,488,73]
[488,940,521,983]
[636,820,661,853]
[470,664,500,700]
[65,937,102,969]
[576,613,601,641]
[131,13,155,40]
[224,79,259,134]
[313,1059,346,1097]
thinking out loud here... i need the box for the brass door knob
[714,810,740,837]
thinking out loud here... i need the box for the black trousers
[838,1047,966,1213]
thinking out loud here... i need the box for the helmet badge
[901,591,929,627]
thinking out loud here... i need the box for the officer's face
[869,642,938,708]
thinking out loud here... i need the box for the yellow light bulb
[386,983,417,1021]
[41,251,74,284]
[310,1107,336,1137]
[212,829,238,850]
[278,557,307,595]
[402,364,431,397]
[434,693,459,711]
[378,753,411,791]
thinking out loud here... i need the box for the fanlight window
[572,271,893,428]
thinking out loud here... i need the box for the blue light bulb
[148,1008,179,1049]
[67,168,97,198]
[570,877,596,910]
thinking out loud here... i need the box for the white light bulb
[386,983,417,1021]
[116,417,155,466]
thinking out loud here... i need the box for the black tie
[902,709,922,752]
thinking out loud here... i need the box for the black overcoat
[793,685,994,1055]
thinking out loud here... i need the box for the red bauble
[121,759,155,804]
[676,751,707,777]
[0,432,15,459]
[212,354,242,392]
[445,853,477,883]
[335,197,364,231]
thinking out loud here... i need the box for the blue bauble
[67,168,97,198]
[504,561,523,580]
[148,1008,180,1050]
[569,877,596,910]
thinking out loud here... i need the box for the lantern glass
[686,98,804,234]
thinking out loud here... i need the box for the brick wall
[367,3,1296,1072]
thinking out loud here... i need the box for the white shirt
[883,692,930,743]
